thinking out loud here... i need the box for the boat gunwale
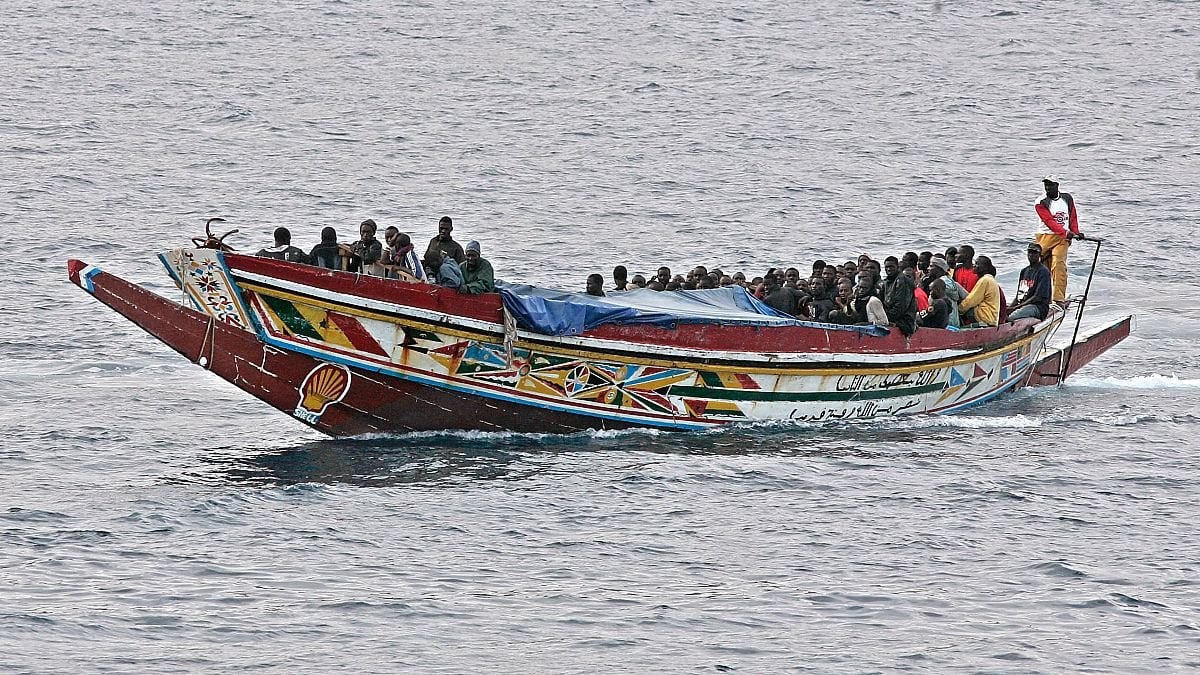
[226,256,1050,369]
[237,275,1062,377]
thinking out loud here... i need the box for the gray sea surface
[3,0,1200,672]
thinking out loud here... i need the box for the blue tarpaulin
[497,283,888,337]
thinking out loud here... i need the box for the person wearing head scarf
[309,226,343,270]
[924,256,962,328]
[460,240,495,294]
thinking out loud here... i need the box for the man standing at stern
[1034,175,1084,305]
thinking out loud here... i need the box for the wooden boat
[66,247,1131,436]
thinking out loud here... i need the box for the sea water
[3,1,1200,671]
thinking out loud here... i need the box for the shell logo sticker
[294,363,351,424]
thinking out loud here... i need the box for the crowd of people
[255,215,496,295]
[585,176,1085,335]
[590,244,1049,335]
[252,176,1084,335]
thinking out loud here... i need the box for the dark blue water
[4,1,1200,671]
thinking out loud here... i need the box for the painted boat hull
[68,250,1131,436]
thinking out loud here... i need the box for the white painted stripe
[80,265,101,293]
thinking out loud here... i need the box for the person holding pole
[1034,175,1084,305]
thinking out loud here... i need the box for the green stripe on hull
[261,295,323,340]
[667,381,946,403]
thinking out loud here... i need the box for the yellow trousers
[1035,232,1070,303]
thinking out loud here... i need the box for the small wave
[1065,374,1200,389]
[1030,561,1088,578]
[1110,593,1170,610]
[1088,413,1178,426]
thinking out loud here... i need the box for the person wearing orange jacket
[1034,175,1084,304]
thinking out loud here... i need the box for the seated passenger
[954,244,980,292]
[612,265,628,292]
[346,219,383,275]
[826,278,856,324]
[832,272,887,326]
[806,278,835,322]
[762,271,801,316]
[425,216,465,272]
[1007,243,1052,321]
[586,273,605,297]
[382,228,427,281]
[917,251,933,278]
[256,227,309,263]
[461,241,495,294]
[882,256,918,336]
[697,275,717,289]
[944,246,959,272]
[425,250,465,290]
[309,226,343,270]
[918,278,951,329]
[959,256,1001,327]
[925,257,963,328]
[905,266,930,311]
[630,274,647,289]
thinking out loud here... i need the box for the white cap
[1042,174,1060,184]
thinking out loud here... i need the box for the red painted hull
[1026,315,1133,386]
[69,254,1133,436]
[67,260,637,435]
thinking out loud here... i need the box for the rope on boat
[199,314,215,370]
[502,306,517,367]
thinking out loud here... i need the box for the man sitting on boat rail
[425,249,464,290]
[308,227,343,270]
[882,256,918,336]
[345,219,383,275]
[923,257,963,328]
[586,273,606,297]
[958,256,1002,327]
[1007,242,1052,321]
[461,241,495,295]
[381,227,426,281]
[424,216,465,275]
[255,227,309,264]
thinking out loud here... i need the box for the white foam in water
[726,413,1044,432]
[1065,374,1200,390]
[345,426,667,443]
[886,414,1044,430]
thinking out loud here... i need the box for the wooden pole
[1059,236,1103,386]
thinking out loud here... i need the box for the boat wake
[336,425,669,445]
[1064,374,1200,390]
